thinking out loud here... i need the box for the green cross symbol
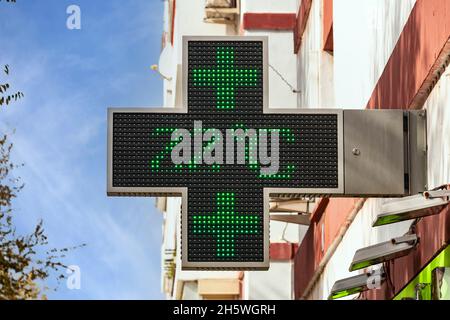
[192,192,260,258]
[192,47,260,110]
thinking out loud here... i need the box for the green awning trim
[394,245,450,300]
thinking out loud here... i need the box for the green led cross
[192,192,260,258]
[192,47,260,110]
[150,127,222,173]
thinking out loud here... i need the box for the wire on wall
[269,63,300,93]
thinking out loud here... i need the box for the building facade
[156,0,450,300]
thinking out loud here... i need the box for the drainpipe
[300,198,367,299]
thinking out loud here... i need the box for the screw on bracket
[352,148,361,156]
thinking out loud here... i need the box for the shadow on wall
[426,67,450,188]
[368,0,424,110]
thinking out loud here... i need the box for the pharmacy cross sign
[193,192,260,258]
[192,46,259,109]
[108,36,344,270]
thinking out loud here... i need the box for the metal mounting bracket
[424,184,450,200]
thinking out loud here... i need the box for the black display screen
[109,39,339,266]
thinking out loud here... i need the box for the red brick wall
[243,13,296,31]
[294,0,313,53]
[323,0,333,52]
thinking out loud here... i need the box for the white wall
[242,0,298,109]
[301,0,420,299]
[297,0,335,109]
[244,30,297,108]
[262,31,298,109]
[246,262,293,299]
[270,219,306,243]
[424,66,450,189]
[243,0,298,13]
[334,0,416,108]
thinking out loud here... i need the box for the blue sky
[0,1,165,299]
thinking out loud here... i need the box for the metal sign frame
[107,107,344,270]
[107,36,426,270]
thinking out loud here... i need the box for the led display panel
[108,37,344,270]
